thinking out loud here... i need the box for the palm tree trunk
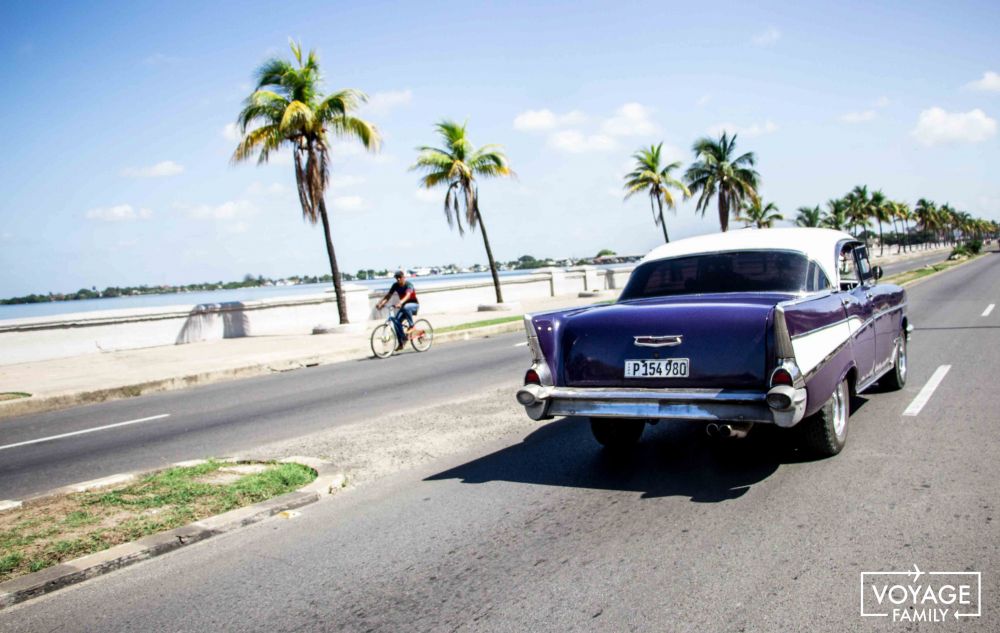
[719,193,729,232]
[656,196,670,243]
[877,219,884,256]
[317,198,349,324]
[473,206,504,304]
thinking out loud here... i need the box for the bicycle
[370,306,434,358]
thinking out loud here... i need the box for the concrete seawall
[0,266,635,366]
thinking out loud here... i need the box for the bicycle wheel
[409,319,434,352]
[370,324,397,358]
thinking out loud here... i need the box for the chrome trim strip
[633,335,683,347]
[544,387,766,403]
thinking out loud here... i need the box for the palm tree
[939,204,958,244]
[821,198,849,231]
[868,190,890,256]
[232,40,380,325]
[914,199,938,248]
[795,205,823,227]
[623,143,690,243]
[736,199,784,228]
[892,201,912,253]
[411,120,513,304]
[684,132,760,232]
[844,185,872,243]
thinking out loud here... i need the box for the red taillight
[771,368,793,387]
[524,369,541,385]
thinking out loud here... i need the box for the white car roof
[641,227,857,284]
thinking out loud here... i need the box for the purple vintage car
[515,228,910,457]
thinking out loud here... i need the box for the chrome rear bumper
[516,385,807,427]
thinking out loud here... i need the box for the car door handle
[841,298,851,307]
[865,292,873,300]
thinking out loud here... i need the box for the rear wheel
[370,324,397,359]
[409,319,434,352]
[880,336,907,390]
[590,418,644,450]
[799,378,850,457]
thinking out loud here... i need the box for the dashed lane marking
[902,366,951,417]
[514,342,528,347]
[983,304,995,317]
[0,414,170,452]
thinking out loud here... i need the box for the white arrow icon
[910,564,923,581]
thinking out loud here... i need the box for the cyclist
[375,270,420,351]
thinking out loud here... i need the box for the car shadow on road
[427,417,825,502]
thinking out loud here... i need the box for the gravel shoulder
[237,381,527,489]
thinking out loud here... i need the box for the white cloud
[513,109,587,131]
[246,182,287,196]
[752,27,781,47]
[911,107,997,146]
[601,103,659,137]
[1,231,12,240]
[184,200,255,220]
[328,143,392,164]
[329,174,365,189]
[873,96,891,108]
[121,160,184,178]
[85,204,153,222]
[707,120,778,138]
[413,188,440,203]
[548,130,617,153]
[222,122,241,141]
[839,110,877,124]
[696,94,711,107]
[964,71,1000,93]
[363,89,412,114]
[226,222,250,234]
[331,195,364,211]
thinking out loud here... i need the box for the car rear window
[620,251,818,300]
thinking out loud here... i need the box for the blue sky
[1,0,998,296]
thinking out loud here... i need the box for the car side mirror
[872,265,883,280]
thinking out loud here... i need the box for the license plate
[624,358,690,378]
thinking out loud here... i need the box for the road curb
[0,457,342,610]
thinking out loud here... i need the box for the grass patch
[886,255,981,286]
[0,392,30,401]
[437,315,523,333]
[0,460,315,584]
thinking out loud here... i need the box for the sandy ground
[237,380,530,488]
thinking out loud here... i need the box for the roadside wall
[0,267,634,365]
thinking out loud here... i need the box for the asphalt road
[0,333,532,499]
[2,253,997,631]
[0,249,955,501]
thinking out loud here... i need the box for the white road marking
[0,414,170,452]
[514,342,528,347]
[903,366,951,417]
[982,303,995,317]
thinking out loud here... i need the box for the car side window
[839,245,860,290]
[806,261,831,292]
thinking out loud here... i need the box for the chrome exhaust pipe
[705,423,720,438]
[723,423,753,439]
